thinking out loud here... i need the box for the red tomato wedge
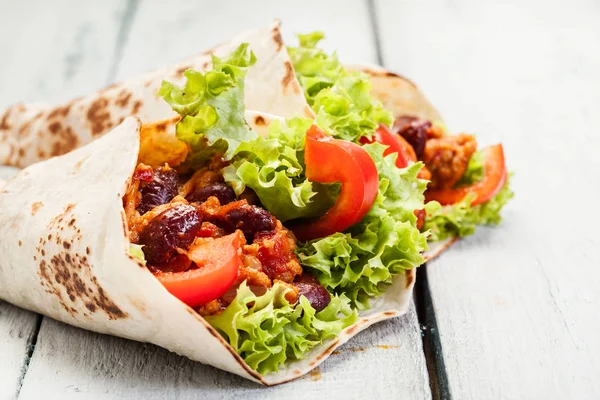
[425,144,507,206]
[292,125,379,241]
[155,231,243,308]
[360,124,413,168]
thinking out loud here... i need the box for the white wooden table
[1,0,599,398]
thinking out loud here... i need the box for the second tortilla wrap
[0,20,313,169]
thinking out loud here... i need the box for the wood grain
[19,302,430,399]
[375,0,600,397]
[10,0,432,397]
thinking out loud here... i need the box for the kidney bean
[393,116,431,159]
[293,281,331,311]
[137,167,179,215]
[139,204,201,269]
[186,182,236,205]
[224,205,276,240]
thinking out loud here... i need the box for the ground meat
[423,134,478,189]
[253,226,302,283]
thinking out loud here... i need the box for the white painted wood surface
[376,0,600,398]
[1,1,432,398]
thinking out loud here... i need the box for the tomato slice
[360,124,414,168]
[292,125,379,241]
[425,144,507,206]
[155,231,243,308]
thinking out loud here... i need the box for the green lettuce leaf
[205,281,357,375]
[159,43,257,166]
[223,117,338,222]
[128,244,146,265]
[288,32,392,142]
[424,176,514,242]
[297,144,428,309]
[456,151,484,186]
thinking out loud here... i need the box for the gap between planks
[364,0,450,397]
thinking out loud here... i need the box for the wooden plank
[114,0,379,80]
[19,302,429,399]
[375,0,600,397]
[0,0,134,108]
[0,1,135,398]
[17,0,432,397]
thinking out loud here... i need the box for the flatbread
[0,20,314,169]
[0,117,415,385]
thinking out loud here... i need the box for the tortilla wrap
[0,116,416,385]
[0,20,314,169]
[347,63,456,261]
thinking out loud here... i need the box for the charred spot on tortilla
[87,97,111,136]
[281,61,295,93]
[115,89,133,108]
[46,104,71,120]
[31,201,43,216]
[0,109,11,130]
[254,115,266,126]
[18,240,22,247]
[174,64,193,77]
[132,100,143,115]
[383,311,396,317]
[272,28,284,51]
[50,126,79,157]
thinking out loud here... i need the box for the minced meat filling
[124,162,316,316]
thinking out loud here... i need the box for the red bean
[224,205,276,240]
[293,282,331,311]
[186,183,236,205]
[137,167,179,215]
[393,116,431,159]
[139,204,201,270]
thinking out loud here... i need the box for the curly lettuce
[288,32,392,142]
[159,43,257,166]
[223,118,338,222]
[205,282,357,375]
[297,144,428,309]
[424,176,514,242]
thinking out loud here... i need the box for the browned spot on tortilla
[331,350,341,355]
[31,201,43,216]
[346,325,359,335]
[131,100,143,115]
[47,105,71,120]
[18,148,25,157]
[308,367,322,381]
[294,369,302,375]
[383,311,396,317]
[175,64,192,76]
[50,126,79,157]
[405,269,415,289]
[254,115,265,126]
[144,80,153,88]
[18,240,22,247]
[87,97,111,136]
[49,121,61,134]
[37,207,128,320]
[0,109,11,130]
[272,29,284,51]
[100,82,119,93]
[315,339,341,362]
[281,61,294,92]
[115,89,132,108]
